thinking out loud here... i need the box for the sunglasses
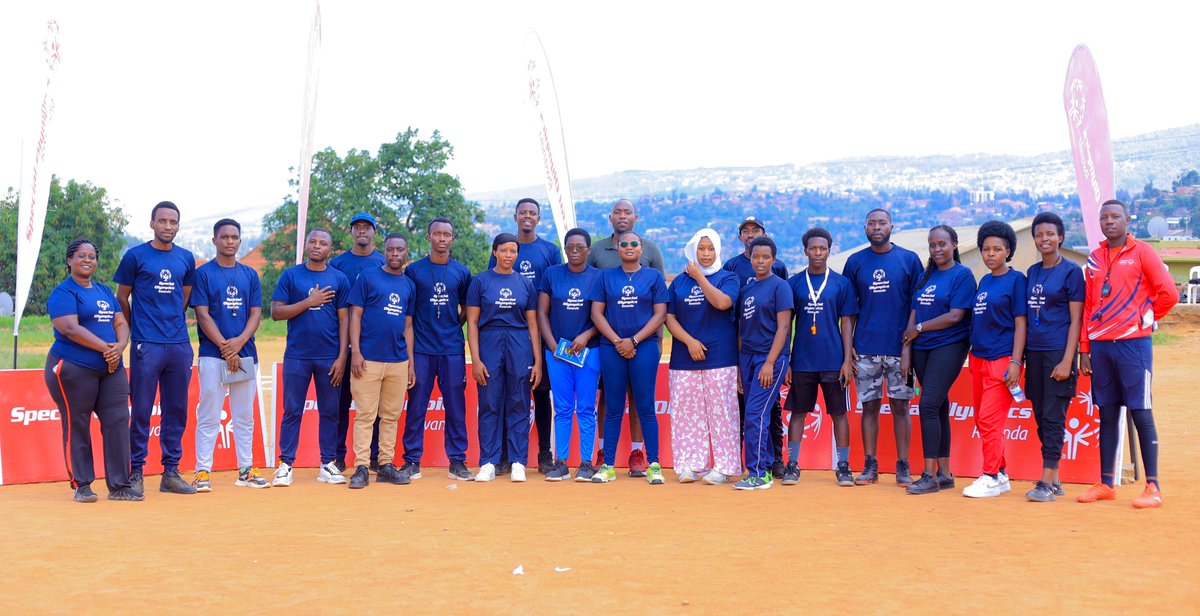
[619,241,640,248]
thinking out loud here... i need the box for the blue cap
[350,212,376,228]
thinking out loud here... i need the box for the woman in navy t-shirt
[44,239,141,502]
[963,221,1028,499]
[1023,212,1084,502]
[664,228,741,484]
[589,231,669,485]
[901,225,976,495]
[466,233,542,482]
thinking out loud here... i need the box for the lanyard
[805,269,828,335]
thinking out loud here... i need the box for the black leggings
[43,354,132,491]
[1025,350,1075,469]
[912,340,969,460]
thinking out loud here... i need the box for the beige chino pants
[349,359,409,466]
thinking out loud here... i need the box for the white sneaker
[962,474,1002,498]
[997,472,1012,493]
[511,462,526,482]
[475,463,496,482]
[272,463,293,487]
[702,470,728,485]
[318,461,346,484]
[677,469,697,483]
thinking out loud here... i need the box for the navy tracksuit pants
[476,329,533,466]
[129,341,193,472]
[279,357,341,466]
[600,342,662,466]
[404,353,469,464]
[740,352,787,477]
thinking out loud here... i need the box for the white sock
[631,442,644,451]
[597,439,604,450]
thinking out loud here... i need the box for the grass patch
[1152,331,1179,345]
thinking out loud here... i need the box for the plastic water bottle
[1004,374,1025,403]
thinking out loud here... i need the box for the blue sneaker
[734,474,773,490]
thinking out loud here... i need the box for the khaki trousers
[350,359,409,466]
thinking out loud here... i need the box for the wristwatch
[915,322,924,333]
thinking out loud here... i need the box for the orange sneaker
[1076,482,1116,503]
[1131,483,1163,509]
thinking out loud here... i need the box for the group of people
[44,197,1175,507]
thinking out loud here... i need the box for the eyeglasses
[619,241,640,248]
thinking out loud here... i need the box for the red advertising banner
[0,367,266,485]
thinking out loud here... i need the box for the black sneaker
[1026,481,1056,502]
[130,469,144,496]
[937,472,955,489]
[334,458,347,472]
[545,460,570,481]
[447,461,473,481]
[537,451,555,475]
[108,487,144,501]
[73,485,98,503]
[835,461,855,487]
[348,465,370,489]
[771,460,786,480]
[895,460,914,487]
[369,459,379,473]
[497,462,512,476]
[398,461,422,480]
[377,463,411,485]
[906,472,940,495]
[855,459,879,485]
[1052,481,1066,497]
[781,461,801,485]
[573,462,597,482]
[160,469,198,494]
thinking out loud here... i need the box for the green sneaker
[734,474,773,490]
[647,462,665,485]
[591,464,617,483]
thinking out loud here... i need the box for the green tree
[258,128,487,311]
[0,177,129,316]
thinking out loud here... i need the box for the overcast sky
[1,1,1197,226]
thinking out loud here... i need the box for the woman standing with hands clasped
[44,239,142,502]
[665,229,742,484]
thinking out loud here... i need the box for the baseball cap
[350,212,376,228]
[738,217,766,233]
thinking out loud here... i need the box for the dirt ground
[2,322,1198,613]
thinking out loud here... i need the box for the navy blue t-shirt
[271,263,350,360]
[723,252,789,288]
[738,275,794,355]
[539,264,602,349]
[329,249,385,285]
[970,269,1028,360]
[667,270,740,370]
[842,244,924,357]
[466,269,537,329]
[488,237,562,291]
[911,264,976,351]
[1025,261,1085,352]
[404,257,472,356]
[113,242,195,343]
[788,270,859,372]
[348,266,416,363]
[590,267,669,345]
[191,261,261,361]
[47,278,120,371]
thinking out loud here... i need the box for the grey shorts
[853,354,914,402]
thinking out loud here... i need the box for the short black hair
[748,236,777,258]
[1100,198,1128,214]
[1031,212,1065,243]
[492,232,519,251]
[516,198,540,212]
[565,227,591,247]
[865,207,891,221]
[66,238,96,261]
[384,232,408,244]
[308,228,334,242]
[427,217,453,232]
[802,227,832,249]
[977,220,1018,262]
[151,200,180,221]
[213,218,241,237]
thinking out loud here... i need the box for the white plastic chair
[1188,265,1200,304]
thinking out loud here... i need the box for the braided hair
[65,238,97,276]
[917,224,960,289]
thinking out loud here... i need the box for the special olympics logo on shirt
[1031,284,1044,297]
[873,269,886,282]
[744,296,755,308]
[621,285,635,297]
[689,285,704,298]
[389,292,401,305]
[520,260,532,273]
[924,285,936,295]
[976,291,988,303]
[434,282,447,296]
[159,269,172,282]
[226,286,239,297]
[96,300,110,312]
[500,288,513,299]
[568,288,581,300]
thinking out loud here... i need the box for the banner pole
[12,334,17,369]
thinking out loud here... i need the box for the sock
[986,473,997,479]
[836,447,849,464]
[1098,404,1122,488]
[597,438,604,451]
[631,442,644,452]
[788,441,800,463]
[1130,408,1159,482]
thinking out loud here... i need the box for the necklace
[1031,256,1061,326]
[217,262,240,317]
[624,265,641,281]
[432,260,447,321]
[805,269,829,335]
[1101,244,1122,300]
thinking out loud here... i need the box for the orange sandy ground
[2,327,1198,613]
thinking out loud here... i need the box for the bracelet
[1009,359,1022,366]
[630,336,639,347]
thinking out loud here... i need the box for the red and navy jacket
[1081,234,1178,353]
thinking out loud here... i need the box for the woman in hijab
[664,229,743,484]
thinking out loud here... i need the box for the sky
[1,1,1198,227]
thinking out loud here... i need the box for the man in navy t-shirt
[190,218,267,491]
[488,198,563,474]
[270,228,351,487]
[842,208,925,486]
[401,217,474,481]
[114,200,197,496]
[722,216,788,477]
[329,211,385,471]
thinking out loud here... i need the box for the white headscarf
[683,228,724,276]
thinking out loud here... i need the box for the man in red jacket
[1077,199,1178,508]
